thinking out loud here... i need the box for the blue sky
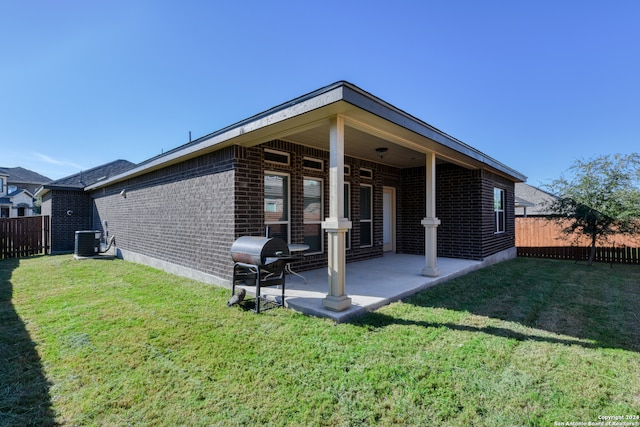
[2,1,639,185]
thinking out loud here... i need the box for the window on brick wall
[360,184,373,247]
[265,172,290,243]
[494,188,505,233]
[303,177,323,253]
[264,149,290,166]
[303,157,323,171]
[360,168,373,179]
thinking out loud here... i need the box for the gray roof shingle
[0,167,51,184]
[42,160,135,191]
[515,183,557,216]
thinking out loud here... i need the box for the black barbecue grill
[230,236,297,313]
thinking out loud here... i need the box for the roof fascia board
[234,86,344,136]
[34,186,47,198]
[340,83,526,181]
[87,81,525,190]
[39,185,84,193]
[87,85,346,190]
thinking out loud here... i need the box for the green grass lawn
[1,255,639,426]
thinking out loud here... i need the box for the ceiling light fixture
[375,147,388,159]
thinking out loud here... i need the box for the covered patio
[238,253,501,323]
[85,82,525,313]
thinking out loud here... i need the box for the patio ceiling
[282,114,456,170]
[225,96,488,171]
[219,83,524,178]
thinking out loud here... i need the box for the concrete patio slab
[237,253,491,323]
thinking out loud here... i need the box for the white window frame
[360,184,373,247]
[264,171,291,243]
[494,187,506,234]
[303,157,324,172]
[264,148,290,166]
[360,167,373,180]
[303,176,324,254]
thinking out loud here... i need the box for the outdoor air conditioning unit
[74,230,101,258]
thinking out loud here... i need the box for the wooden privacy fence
[516,217,640,247]
[0,216,50,259]
[518,245,640,264]
[516,217,640,264]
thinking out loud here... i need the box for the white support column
[321,116,352,311]
[422,151,440,277]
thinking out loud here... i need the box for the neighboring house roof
[8,188,34,198]
[515,183,557,216]
[0,167,51,185]
[86,81,526,191]
[35,159,135,196]
[515,195,535,208]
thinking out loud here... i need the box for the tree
[544,153,640,265]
